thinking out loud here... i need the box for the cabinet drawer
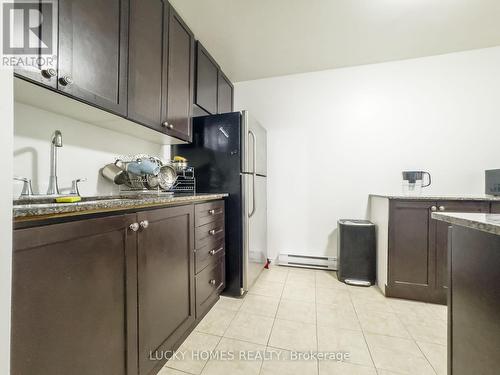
[196,259,225,318]
[195,240,225,274]
[195,201,224,227]
[195,219,224,249]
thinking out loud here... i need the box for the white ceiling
[170,0,500,83]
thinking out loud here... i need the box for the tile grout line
[258,266,289,375]
[349,284,380,375]
[415,340,440,375]
[197,297,243,375]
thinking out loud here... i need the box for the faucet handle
[70,178,87,196]
[13,177,34,198]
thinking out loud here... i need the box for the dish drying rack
[117,154,196,195]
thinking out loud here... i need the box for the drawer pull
[209,279,216,285]
[209,228,223,236]
[209,247,224,256]
[208,209,216,215]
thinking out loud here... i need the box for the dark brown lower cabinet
[449,226,500,375]
[137,205,195,375]
[433,201,489,303]
[11,200,226,375]
[491,202,500,213]
[11,213,138,375]
[388,200,489,304]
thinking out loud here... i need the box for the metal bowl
[158,165,178,191]
[172,160,188,173]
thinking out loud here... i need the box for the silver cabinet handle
[59,75,73,86]
[162,122,174,129]
[41,68,57,79]
[209,228,222,236]
[209,247,223,256]
[208,209,216,215]
[129,223,140,232]
[431,206,437,212]
[209,279,216,285]
[439,206,445,211]
[140,220,149,229]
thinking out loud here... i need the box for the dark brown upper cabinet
[162,6,195,142]
[128,2,194,141]
[58,0,129,116]
[128,0,165,131]
[195,42,219,114]
[218,70,234,114]
[10,0,59,88]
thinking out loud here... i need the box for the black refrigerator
[174,111,267,296]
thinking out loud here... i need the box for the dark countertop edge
[370,194,500,201]
[13,194,228,223]
[432,212,500,236]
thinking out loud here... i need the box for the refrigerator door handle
[249,173,256,218]
[248,130,257,174]
[248,130,257,218]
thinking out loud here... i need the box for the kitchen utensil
[158,165,177,190]
[144,174,160,190]
[402,171,431,196]
[172,160,188,172]
[101,163,128,185]
[116,159,160,176]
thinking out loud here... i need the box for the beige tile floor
[159,266,447,375]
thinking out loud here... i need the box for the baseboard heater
[278,253,337,270]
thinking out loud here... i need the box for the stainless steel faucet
[47,130,63,195]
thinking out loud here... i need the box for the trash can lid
[338,219,374,226]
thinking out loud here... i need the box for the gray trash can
[337,220,376,286]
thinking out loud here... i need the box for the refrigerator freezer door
[243,174,267,291]
[242,111,267,176]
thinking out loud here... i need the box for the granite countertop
[370,194,500,201]
[13,193,228,221]
[432,212,500,236]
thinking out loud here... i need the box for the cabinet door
[434,201,490,303]
[137,205,195,375]
[491,202,500,213]
[58,0,128,115]
[10,0,58,88]
[11,214,138,375]
[195,42,219,114]
[217,71,234,114]
[388,200,437,302]
[163,5,195,142]
[128,0,165,130]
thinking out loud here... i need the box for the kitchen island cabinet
[433,212,500,375]
[11,198,226,375]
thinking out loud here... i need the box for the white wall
[14,103,166,197]
[235,46,500,260]
[0,69,13,374]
